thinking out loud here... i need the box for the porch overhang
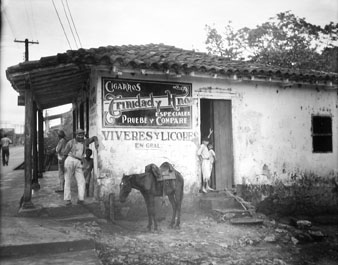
[6,62,90,110]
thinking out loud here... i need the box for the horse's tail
[180,178,184,202]
[176,171,184,202]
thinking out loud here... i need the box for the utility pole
[14,38,39,61]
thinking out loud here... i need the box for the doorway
[200,99,234,190]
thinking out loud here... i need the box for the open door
[200,99,234,190]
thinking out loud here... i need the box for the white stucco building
[6,44,338,210]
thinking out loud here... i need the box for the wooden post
[31,102,40,190]
[109,193,115,222]
[72,109,77,136]
[22,88,34,209]
[38,110,44,177]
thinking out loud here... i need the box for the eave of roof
[6,43,338,109]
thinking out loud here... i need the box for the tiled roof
[6,43,338,109]
[7,43,338,84]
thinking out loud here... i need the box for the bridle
[120,175,132,194]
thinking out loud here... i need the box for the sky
[1,0,337,131]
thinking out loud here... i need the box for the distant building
[0,128,23,145]
[0,122,24,134]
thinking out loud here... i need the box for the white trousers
[64,156,85,201]
[201,159,212,182]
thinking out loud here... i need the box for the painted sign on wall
[102,78,192,128]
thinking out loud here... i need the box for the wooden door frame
[199,98,234,190]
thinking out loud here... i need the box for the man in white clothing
[197,137,213,193]
[63,129,99,205]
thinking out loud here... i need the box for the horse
[119,162,184,231]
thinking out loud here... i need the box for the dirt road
[1,146,337,265]
[0,145,24,175]
[72,212,338,265]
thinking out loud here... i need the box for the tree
[205,11,338,72]
[205,22,245,60]
[320,47,338,73]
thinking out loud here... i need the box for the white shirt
[65,139,85,159]
[56,138,67,160]
[1,137,12,148]
[197,144,210,159]
[209,149,216,164]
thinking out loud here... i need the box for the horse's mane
[124,173,147,181]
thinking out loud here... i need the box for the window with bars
[312,115,333,153]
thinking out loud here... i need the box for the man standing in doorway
[63,129,99,205]
[55,130,67,193]
[1,134,12,166]
[197,137,213,193]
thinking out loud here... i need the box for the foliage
[62,111,73,139]
[205,22,245,60]
[44,110,73,151]
[241,171,338,216]
[205,11,338,72]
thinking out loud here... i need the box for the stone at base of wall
[236,184,338,217]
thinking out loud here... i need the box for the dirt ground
[69,212,338,265]
[3,147,336,265]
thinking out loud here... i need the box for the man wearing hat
[63,129,99,205]
[55,130,67,192]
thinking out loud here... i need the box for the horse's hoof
[153,227,162,233]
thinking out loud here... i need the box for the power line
[27,0,39,40]
[61,0,78,49]
[3,9,18,45]
[51,0,72,50]
[23,0,33,38]
[65,0,83,47]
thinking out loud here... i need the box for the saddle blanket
[157,170,176,181]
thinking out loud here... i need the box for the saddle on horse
[158,162,177,196]
[157,168,176,181]
[144,162,178,196]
